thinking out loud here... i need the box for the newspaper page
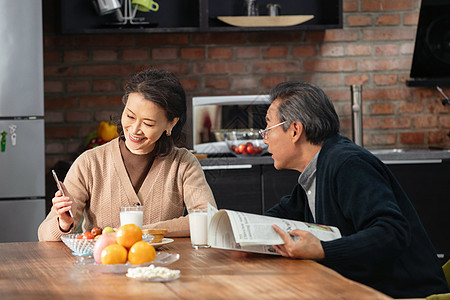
[207,204,341,255]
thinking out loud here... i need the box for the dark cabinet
[61,0,342,33]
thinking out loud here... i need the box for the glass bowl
[224,129,268,157]
[61,234,96,256]
[61,233,155,256]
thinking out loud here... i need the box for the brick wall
[43,0,450,169]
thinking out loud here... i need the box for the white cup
[189,208,209,249]
[120,206,144,228]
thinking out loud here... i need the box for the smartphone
[51,169,73,218]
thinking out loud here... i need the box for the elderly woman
[39,69,216,241]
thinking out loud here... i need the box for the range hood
[406,0,450,87]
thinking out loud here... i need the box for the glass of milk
[188,208,209,249]
[120,206,144,228]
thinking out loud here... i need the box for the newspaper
[206,203,341,255]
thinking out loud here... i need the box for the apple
[102,226,114,234]
[93,232,117,264]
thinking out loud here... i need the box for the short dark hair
[269,82,340,145]
[117,68,187,156]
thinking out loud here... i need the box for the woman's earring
[166,130,171,136]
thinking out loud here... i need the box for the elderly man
[263,82,448,298]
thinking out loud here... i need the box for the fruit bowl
[61,234,96,256]
[61,233,155,256]
[224,129,268,157]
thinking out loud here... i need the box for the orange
[100,244,128,265]
[116,224,142,249]
[128,241,156,265]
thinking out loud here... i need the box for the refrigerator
[0,0,46,242]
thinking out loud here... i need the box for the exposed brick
[179,78,199,91]
[205,77,230,89]
[236,47,261,59]
[44,36,77,48]
[376,14,400,26]
[292,45,316,57]
[93,80,118,92]
[363,88,412,101]
[347,15,372,27]
[66,111,93,122]
[347,44,371,56]
[398,102,424,114]
[180,48,205,60]
[261,76,286,89]
[208,47,233,60]
[78,65,134,77]
[361,0,415,11]
[404,13,419,26]
[44,81,64,93]
[44,51,61,63]
[362,28,416,41]
[326,89,354,101]
[345,74,370,85]
[428,131,447,144]
[194,62,246,75]
[44,66,75,77]
[146,63,190,75]
[427,101,450,114]
[92,50,119,62]
[370,133,397,145]
[46,142,65,154]
[320,45,345,57]
[304,59,356,72]
[413,116,438,128]
[374,74,397,85]
[249,31,301,43]
[192,32,246,45]
[45,97,78,110]
[66,81,91,93]
[77,35,134,47]
[359,58,411,71]
[231,77,260,90]
[152,48,178,60]
[79,95,123,108]
[137,33,189,46]
[400,132,425,144]
[263,46,289,58]
[44,111,64,123]
[440,115,450,128]
[343,0,358,12]
[370,103,395,114]
[374,44,398,56]
[251,60,302,73]
[363,116,411,129]
[122,49,149,61]
[306,30,358,42]
[399,42,414,55]
[94,110,121,122]
[310,74,343,87]
[45,125,79,138]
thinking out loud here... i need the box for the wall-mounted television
[407,0,450,87]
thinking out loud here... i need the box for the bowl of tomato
[224,129,268,157]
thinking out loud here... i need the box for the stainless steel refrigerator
[0,0,46,242]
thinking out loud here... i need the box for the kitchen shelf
[217,15,314,27]
[61,0,342,34]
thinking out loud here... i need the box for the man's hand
[272,224,325,260]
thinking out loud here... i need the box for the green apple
[102,226,114,234]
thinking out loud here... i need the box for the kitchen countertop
[198,149,450,166]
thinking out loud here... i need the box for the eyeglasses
[259,121,287,139]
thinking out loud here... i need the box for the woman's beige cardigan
[38,139,216,241]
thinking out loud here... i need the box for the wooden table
[0,238,391,299]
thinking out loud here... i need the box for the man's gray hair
[269,82,340,145]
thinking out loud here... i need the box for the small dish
[129,273,180,282]
[75,252,180,274]
[151,238,174,249]
[126,265,180,282]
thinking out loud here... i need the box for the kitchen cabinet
[61,0,342,34]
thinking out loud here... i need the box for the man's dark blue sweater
[266,135,449,298]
